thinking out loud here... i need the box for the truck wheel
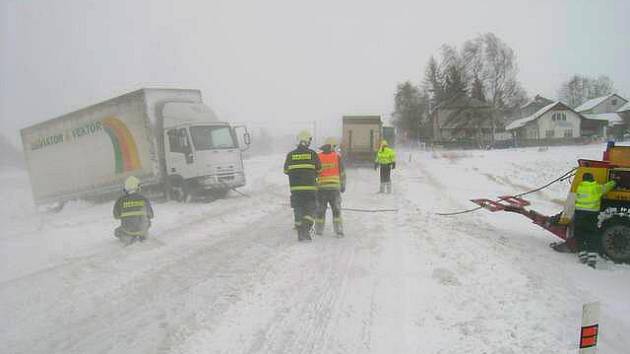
[169,183,190,203]
[601,224,630,263]
[210,189,229,199]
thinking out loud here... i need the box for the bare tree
[558,75,615,108]
[462,33,528,140]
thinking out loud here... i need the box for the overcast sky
[2,0,629,146]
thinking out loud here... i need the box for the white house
[576,93,628,114]
[506,101,582,140]
[576,94,628,138]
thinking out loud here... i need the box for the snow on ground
[1,143,629,353]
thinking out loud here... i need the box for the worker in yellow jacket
[374,140,396,193]
[573,172,616,268]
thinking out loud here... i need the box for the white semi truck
[20,88,250,205]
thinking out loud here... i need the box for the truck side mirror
[244,132,251,146]
[232,125,251,151]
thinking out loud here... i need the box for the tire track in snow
[399,151,579,352]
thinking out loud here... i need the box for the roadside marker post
[579,302,600,353]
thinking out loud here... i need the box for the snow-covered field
[2,143,629,353]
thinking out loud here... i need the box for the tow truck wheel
[601,223,630,263]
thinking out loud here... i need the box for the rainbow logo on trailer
[101,117,141,173]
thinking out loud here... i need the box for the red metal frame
[471,196,569,240]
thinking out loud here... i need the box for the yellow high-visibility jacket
[375,146,396,165]
[575,180,616,212]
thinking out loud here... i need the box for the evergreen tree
[392,82,427,142]
[470,76,486,102]
[440,45,469,99]
[422,56,444,106]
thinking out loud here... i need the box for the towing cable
[436,167,577,216]
[342,208,398,212]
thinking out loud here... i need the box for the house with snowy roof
[575,93,628,115]
[515,94,554,119]
[505,101,584,142]
[618,101,630,120]
[576,94,628,139]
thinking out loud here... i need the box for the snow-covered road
[2,144,629,353]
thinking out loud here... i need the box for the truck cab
[161,102,249,200]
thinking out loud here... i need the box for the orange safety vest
[318,151,341,189]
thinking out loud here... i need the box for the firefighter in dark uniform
[113,176,154,244]
[284,131,321,241]
[315,137,346,237]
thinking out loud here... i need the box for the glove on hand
[340,185,346,193]
[391,162,396,169]
[374,163,378,170]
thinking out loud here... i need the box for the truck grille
[216,165,237,181]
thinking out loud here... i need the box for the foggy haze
[2,0,629,146]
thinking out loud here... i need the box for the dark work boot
[297,226,306,241]
[578,251,588,264]
[301,218,314,241]
[333,221,344,237]
[315,219,325,235]
[587,253,597,269]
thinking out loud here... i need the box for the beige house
[506,101,582,140]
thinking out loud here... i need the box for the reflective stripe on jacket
[113,193,153,234]
[575,180,616,212]
[318,151,341,189]
[284,145,321,192]
[375,146,396,165]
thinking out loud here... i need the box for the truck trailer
[20,88,250,205]
[341,115,382,166]
[382,126,396,147]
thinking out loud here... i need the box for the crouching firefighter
[573,172,616,268]
[375,140,396,193]
[284,131,321,241]
[113,176,154,244]
[315,138,346,237]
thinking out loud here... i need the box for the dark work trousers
[573,210,600,253]
[291,191,317,232]
[379,164,392,183]
[317,189,342,224]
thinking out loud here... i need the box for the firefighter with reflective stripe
[113,176,154,244]
[374,139,396,193]
[283,130,321,241]
[573,172,616,268]
[315,137,346,237]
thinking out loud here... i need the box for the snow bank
[1,145,629,353]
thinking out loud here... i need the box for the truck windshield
[190,125,237,150]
